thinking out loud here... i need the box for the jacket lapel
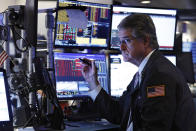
[130,50,162,95]
[140,50,162,86]
[130,82,140,95]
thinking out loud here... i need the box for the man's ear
[143,35,150,47]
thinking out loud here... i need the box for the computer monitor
[174,33,182,53]
[109,54,138,97]
[109,53,176,97]
[0,69,13,130]
[164,55,176,65]
[54,0,112,49]
[111,6,177,50]
[176,52,195,83]
[54,52,108,99]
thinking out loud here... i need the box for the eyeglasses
[119,35,136,45]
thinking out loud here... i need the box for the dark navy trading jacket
[94,50,196,131]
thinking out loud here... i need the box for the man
[81,14,196,131]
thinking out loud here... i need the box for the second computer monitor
[110,54,138,97]
[0,69,13,130]
[54,52,108,99]
[111,6,177,50]
[110,53,176,97]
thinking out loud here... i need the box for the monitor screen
[165,55,176,65]
[54,0,112,48]
[110,54,138,97]
[111,6,177,50]
[54,52,108,99]
[0,72,10,121]
[0,69,13,128]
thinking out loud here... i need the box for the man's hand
[81,58,99,90]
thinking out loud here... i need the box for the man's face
[118,28,146,66]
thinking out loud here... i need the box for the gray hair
[117,13,159,49]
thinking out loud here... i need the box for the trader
[81,14,196,131]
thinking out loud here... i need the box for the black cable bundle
[31,57,65,130]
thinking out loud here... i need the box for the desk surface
[14,119,120,131]
[65,119,119,131]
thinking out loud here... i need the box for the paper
[66,9,88,29]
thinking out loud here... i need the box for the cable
[1,9,33,52]
[0,40,5,46]
[10,26,29,52]
[13,28,32,47]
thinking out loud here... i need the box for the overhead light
[184,21,191,24]
[140,0,151,4]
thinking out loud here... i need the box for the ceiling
[38,0,196,10]
[114,0,196,20]
[38,0,196,20]
[114,0,196,9]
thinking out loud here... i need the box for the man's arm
[81,59,128,124]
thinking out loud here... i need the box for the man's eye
[120,38,132,45]
[124,39,131,43]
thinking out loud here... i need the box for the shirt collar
[138,49,155,76]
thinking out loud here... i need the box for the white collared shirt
[137,49,155,85]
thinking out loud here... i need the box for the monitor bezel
[54,0,112,50]
[109,5,178,51]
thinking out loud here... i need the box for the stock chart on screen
[54,52,108,99]
[55,0,111,48]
